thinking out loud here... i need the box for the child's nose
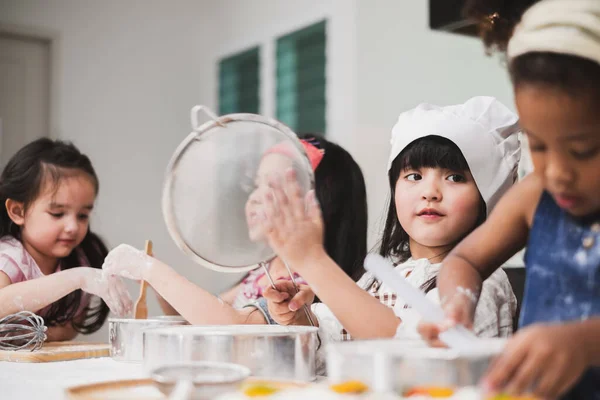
[64,218,78,233]
[421,182,442,201]
[546,154,575,188]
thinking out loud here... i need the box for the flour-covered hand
[78,267,132,317]
[102,244,155,281]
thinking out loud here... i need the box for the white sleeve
[472,269,517,338]
[310,272,374,376]
[311,302,345,342]
[355,271,374,289]
[311,271,373,344]
[393,288,440,340]
[311,302,345,376]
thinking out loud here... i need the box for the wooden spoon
[133,240,153,319]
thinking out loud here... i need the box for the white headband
[388,96,521,215]
[508,0,600,65]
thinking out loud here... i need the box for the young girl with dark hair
[258,97,521,345]
[0,138,131,341]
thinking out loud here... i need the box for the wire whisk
[0,311,47,351]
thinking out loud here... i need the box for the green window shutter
[217,48,260,245]
[218,47,260,115]
[276,20,326,134]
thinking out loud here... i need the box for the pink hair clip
[264,139,325,171]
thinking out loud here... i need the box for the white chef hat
[508,0,600,66]
[388,96,521,214]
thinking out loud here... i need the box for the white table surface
[0,357,147,399]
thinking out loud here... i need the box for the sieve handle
[190,105,225,131]
[261,262,316,327]
[282,261,316,327]
[261,262,277,289]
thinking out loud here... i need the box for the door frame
[0,22,59,139]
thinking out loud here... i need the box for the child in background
[102,135,368,327]
[0,138,131,341]
[419,1,600,398]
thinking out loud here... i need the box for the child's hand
[79,268,133,317]
[483,323,589,399]
[417,291,476,347]
[102,244,155,281]
[263,280,315,326]
[258,169,325,269]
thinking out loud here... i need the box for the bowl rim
[326,338,506,360]
[151,361,251,385]
[108,316,187,324]
[143,324,319,337]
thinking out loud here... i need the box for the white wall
[0,0,520,343]
[353,0,515,244]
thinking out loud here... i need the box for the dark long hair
[0,138,109,334]
[378,137,486,278]
[464,0,600,103]
[299,134,368,283]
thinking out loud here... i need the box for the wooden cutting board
[0,341,110,363]
[66,379,163,400]
[66,378,309,400]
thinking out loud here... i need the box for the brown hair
[0,138,109,334]
[463,0,541,53]
[464,0,600,102]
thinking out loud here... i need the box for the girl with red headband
[101,134,368,326]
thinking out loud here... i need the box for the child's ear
[5,199,26,226]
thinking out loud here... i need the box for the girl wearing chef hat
[258,96,521,345]
[419,1,600,398]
